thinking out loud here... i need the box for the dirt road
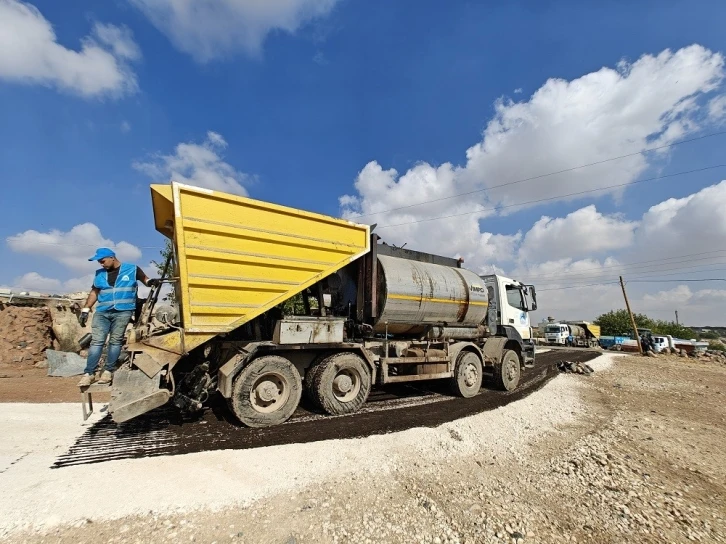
[1,351,724,543]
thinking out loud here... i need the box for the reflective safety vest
[94,263,138,312]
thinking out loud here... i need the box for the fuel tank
[373,255,489,335]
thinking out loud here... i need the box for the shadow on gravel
[52,350,600,468]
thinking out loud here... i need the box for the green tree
[594,310,654,337]
[279,291,318,315]
[151,238,175,302]
[651,320,699,340]
[700,330,720,340]
[280,292,306,315]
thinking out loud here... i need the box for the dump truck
[544,321,600,348]
[110,182,538,427]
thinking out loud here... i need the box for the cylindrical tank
[568,324,586,337]
[373,255,488,335]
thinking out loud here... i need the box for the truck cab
[481,275,537,364]
[544,323,569,345]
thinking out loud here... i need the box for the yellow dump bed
[582,323,601,339]
[151,182,370,350]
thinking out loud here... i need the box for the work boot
[97,370,113,385]
[78,373,94,387]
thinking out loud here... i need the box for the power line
[522,250,726,281]
[528,261,726,286]
[349,129,726,219]
[627,278,726,283]
[375,164,726,229]
[521,250,726,279]
[536,276,726,292]
[536,281,620,292]
[532,266,726,290]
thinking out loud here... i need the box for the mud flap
[109,367,172,423]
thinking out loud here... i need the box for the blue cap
[89,247,116,261]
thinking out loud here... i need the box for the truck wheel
[230,355,302,427]
[449,351,483,398]
[303,352,329,402]
[492,349,521,391]
[311,352,371,415]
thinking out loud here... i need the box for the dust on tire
[450,350,483,398]
[492,349,521,391]
[310,352,372,415]
[230,355,302,428]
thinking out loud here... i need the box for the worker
[640,334,653,354]
[77,248,160,387]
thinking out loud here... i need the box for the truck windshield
[505,285,525,310]
[545,325,560,333]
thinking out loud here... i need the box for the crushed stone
[0,353,619,537]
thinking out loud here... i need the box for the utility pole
[620,276,643,354]
[675,310,679,325]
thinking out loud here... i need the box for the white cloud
[640,285,726,325]
[9,272,96,295]
[516,180,726,325]
[518,205,636,262]
[133,131,252,195]
[12,272,62,293]
[709,95,726,120]
[513,88,523,94]
[635,180,726,259]
[6,223,142,273]
[130,0,339,62]
[12,268,155,297]
[0,0,141,98]
[341,45,725,272]
[121,120,131,133]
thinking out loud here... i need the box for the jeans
[83,310,134,374]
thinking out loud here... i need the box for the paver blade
[110,367,171,423]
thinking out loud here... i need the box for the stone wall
[0,305,54,365]
[0,295,91,365]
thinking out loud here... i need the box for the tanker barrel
[374,255,489,335]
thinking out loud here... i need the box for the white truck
[544,321,600,348]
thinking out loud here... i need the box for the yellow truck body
[150,182,370,352]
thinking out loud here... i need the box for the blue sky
[2,0,726,324]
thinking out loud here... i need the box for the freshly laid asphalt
[53,349,600,468]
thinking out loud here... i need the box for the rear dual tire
[307,352,372,416]
[230,355,302,428]
[449,351,483,398]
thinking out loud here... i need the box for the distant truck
[105,182,539,428]
[544,321,600,348]
[598,335,630,349]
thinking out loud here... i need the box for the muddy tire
[449,350,483,398]
[230,355,302,428]
[492,349,521,391]
[310,352,371,415]
[303,352,329,402]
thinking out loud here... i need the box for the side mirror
[526,285,537,311]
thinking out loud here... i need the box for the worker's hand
[78,308,90,328]
[147,278,161,288]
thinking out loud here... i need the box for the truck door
[504,284,532,340]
